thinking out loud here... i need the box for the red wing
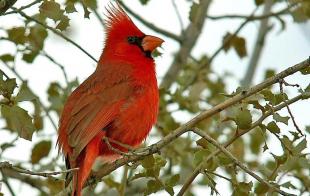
[57,71,134,159]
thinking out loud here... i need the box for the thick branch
[89,58,309,185]
[179,91,310,195]
[241,0,273,87]
[160,0,212,89]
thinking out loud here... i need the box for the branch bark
[241,0,273,87]
[160,0,212,89]
[0,0,18,15]
[87,58,309,189]
[178,91,310,195]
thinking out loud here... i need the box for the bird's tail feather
[71,132,105,196]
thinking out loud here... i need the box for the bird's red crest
[104,2,144,43]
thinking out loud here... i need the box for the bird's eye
[127,36,138,44]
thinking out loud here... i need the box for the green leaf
[189,2,199,22]
[139,0,150,5]
[165,174,180,187]
[28,25,48,51]
[235,109,252,129]
[141,155,155,169]
[39,0,65,22]
[264,69,275,79]
[291,7,308,23]
[22,50,39,63]
[267,121,280,134]
[273,113,289,125]
[82,0,97,10]
[223,33,247,58]
[233,181,253,196]
[46,177,64,194]
[65,2,77,13]
[249,128,264,154]
[56,16,70,31]
[164,186,174,196]
[103,177,120,189]
[300,66,310,75]
[31,140,51,164]
[254,0,264,6]
[281,181,296,190]
[194,149,209,166]
[145,179,162,195]
[15,82,37,102]
[0,78,17,98]
[1,105,36,140]
[293,138,307,155]
[217,154,231,166]
[7,27,26,44]
[0,54,14,62]
[254,182,269,194]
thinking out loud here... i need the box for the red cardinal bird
[57,3,163,196]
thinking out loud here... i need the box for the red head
[100,3,164,62]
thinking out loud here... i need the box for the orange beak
[141,35,164,52]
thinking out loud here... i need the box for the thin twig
[103,137,132,156]
[279,78,303,136]
[13,8,98,63]
[1,0,42,16]
[0,161,79,177]
[41,50,69,85]
[203,170,236,185]
[178,91,310,195]
[208,8,258,64]
[191,128,293,196]
[92,9,105,28]
[1,173,16,196]
[171,0,184,31]
[206,3,295,21]
[1,168,49,194]
[118,1,181,42]
[119,165,128,196]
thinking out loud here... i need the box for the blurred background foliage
[0,0,310,195]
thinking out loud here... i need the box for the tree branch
[206,3,295,21]
[13,8,98,63]
[178,91,310,195]
[0,161,78,178]
[118,1,180,42]
[0,0,18,15]
[241,0,273,87]
[1,0,42,16]
[191,128,293,196]
[208,8,258,64]
[1,168,48,195]
[87,58,309,188]
[160,0,212,89]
